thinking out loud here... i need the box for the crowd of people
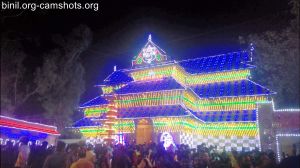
[1,136,299,168]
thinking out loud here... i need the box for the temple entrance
[136,119,153,144]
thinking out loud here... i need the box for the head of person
[19,136,29,145]
[42,141,48,148]
[87,144,93,151]
[78,148,86,158]
[6,141,13,147]
[56,141,66,152]
[200,152,210,163]
[31,140,36,146]
[69,143,79,153]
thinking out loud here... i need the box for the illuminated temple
[73,35,275,151]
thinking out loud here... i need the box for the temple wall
[180,132,260,151]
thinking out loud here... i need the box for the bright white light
[142,45,156,64]
[160,132,175,150]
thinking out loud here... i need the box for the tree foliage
[241,0,299,108]
[35,25,92,129]
[1,25,92,130]
[1,33,37,116]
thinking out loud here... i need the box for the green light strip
[116,95,181,104]
[133,69,173,79]
[153,122,257,130]
[183,97,197,106]
[131,66,250,86]
[183,94,266,108]
[80,129,106,133]
[115,93,264,109]
[199,101,257,107]
[85,108,109,115]
[113,123,135,127]
[186,71,250,84]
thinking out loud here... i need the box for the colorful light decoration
[160,132,176,149]
[84,106,109,118]
[78,119,135,138]
[115,90,183,108]
[132,35,167,67]
[185,69,250,85]
[152,117,258,137]
[131,65,173,81]
[104,102,118,144]
[184,90,267,112]
[195,96,268,111]
[0,115,60,135]
[130,65,250,86]
[101,84,126,95]
[73,35,284,150]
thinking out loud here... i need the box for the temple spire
[132,34,168,67]
[148,34,152,42]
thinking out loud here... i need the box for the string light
[115,90,183,108]
[78,120,135,137]
[74,36,283,151]
[101,84,126,94]
[270,100,300,112]
[152,117,258,136]
[0,116,60,135]
[132,35,167,67]
[275,134,300,161]
[84,106,109,118]
[130,65,250,86]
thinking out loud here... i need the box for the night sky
[2,0,292,104]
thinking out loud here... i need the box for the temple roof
[99,50,255,87]
[80,96,109,108]
[103,70,133,85]
[190,109,257,122]
[73,105,189,127]
[115,77,184,94]
[72,117,101,127]
[118,105,189,119]
[190,79,273,98]
[132,35,168,68]
[178,51,254,75]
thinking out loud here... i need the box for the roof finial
[148,34,152,41]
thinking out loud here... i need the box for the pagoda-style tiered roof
[80,96,108,108]
[190,79,272,98]
[117,105,189,119]
[190,109,257,122]
[73,117,101,127]
[103,70,133,85]
[77,35,274,129]
[115,77,184,95]
[178,51,254,74]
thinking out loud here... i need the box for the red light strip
[0,116,57,129]
[0,125,60,135]
[0,120,59,135]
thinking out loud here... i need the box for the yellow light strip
[115,90,183,108]
[152,117,258,137]
[130,64,250,86]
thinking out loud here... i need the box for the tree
[1,33,39,116]
[35,25,92,130]
[1,25,92,131]
[241,0,299,108]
